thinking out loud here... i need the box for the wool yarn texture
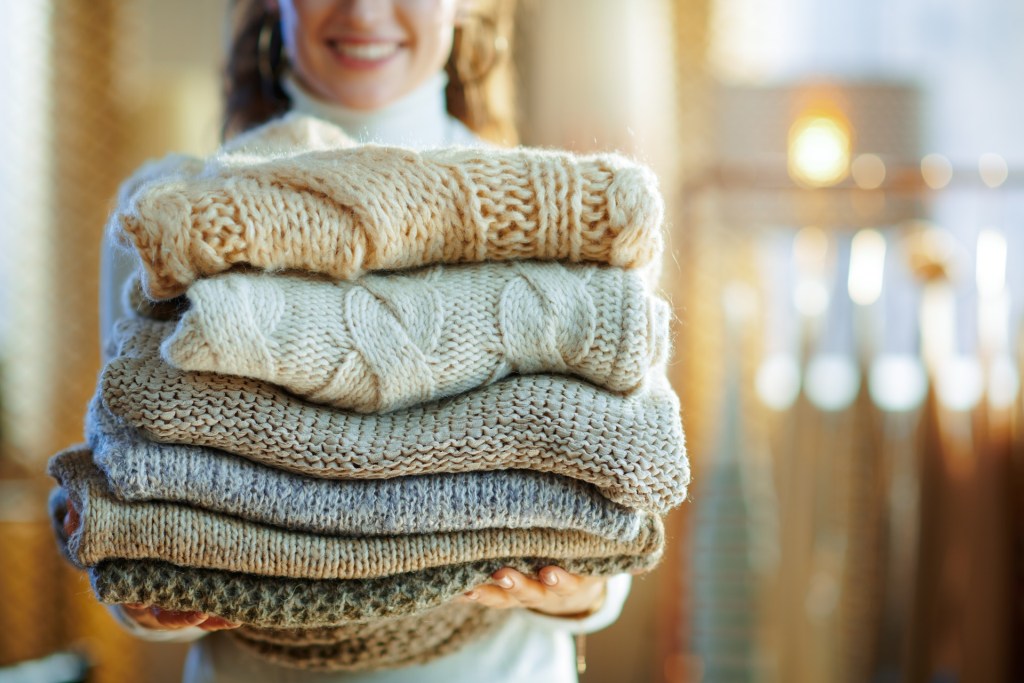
[109,115,665,300]
[78,553,661,629]
[228,603,509,672]
[101,318,689,513]
[161,262,669,413]
[122,272,185,322]
[86,408,644,540]
[49,448,662,580]
[49,486,663,628]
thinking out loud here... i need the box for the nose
[340,0,390,29]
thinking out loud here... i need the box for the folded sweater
[86,409,644,540]
[110,115,664,300]
[101,319,690,513]
[49,489,662,628]
[49,449,662,580]
[78,554,659,629]
[229,603,508,672]
[161,262,669,413]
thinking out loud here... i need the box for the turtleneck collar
[282,70,479,150]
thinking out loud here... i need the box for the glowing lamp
[787,115,851,187]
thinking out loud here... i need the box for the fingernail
[542,571,558,586]
[497,576,514,589]
[465,590,478,600]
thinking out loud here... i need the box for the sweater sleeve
[99,152,205,362]
[99,231,137,363]
[519,573,632,635]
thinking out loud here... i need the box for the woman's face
[276,0,459,111]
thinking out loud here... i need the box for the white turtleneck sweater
[281,71,482,150]
[100,70,632,683]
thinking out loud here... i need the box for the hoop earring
[258,12,284,95]
[453,13,508,85]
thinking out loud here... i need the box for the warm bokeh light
[851,153,886,190]
[920,153,953,189]
[794,280,830,317]
[805,353,860,411]
[988,354,1020,408]
[979,152,1009,188]
[848,229,886,305]
[936,355,984,411]
[976,229,1007,297]
[793,225,829,273]
[755,353,802,410]
[869,354,928,412]
[788,115,852,187]
[792,226,830,316]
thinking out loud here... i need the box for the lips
[327,39,402,65]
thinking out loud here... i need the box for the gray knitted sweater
[50,447,660,580]
[86,404,644,540]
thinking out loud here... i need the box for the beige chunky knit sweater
[50,448,663,580]
[109,115,665,300]
[102,319,689,512]
[161,262,669,413]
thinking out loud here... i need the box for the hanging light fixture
[787,113,852,187]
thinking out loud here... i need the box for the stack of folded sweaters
[47,114,690,671]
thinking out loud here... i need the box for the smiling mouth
[327,40,402,63]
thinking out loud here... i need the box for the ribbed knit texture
[161,262,669,413]
[110,115,665,300]
[49,449,662,580]
[229,604,508,672]
[101,319,689,513]
[49,489,662,628]
[86,409,644,539]
[50,468,507,671]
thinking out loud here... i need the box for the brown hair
[222,0,517,145]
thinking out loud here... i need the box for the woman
[101,1,634,681]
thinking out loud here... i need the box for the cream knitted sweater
[101,319,689,512]
[108,115,665,300]
[160,262,669,413]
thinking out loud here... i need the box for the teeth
[331,41,399,61]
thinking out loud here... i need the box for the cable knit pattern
[101,319,689,513]
[161,262,669,412]
[49,449,661,580]
[229,604,509,672]
[110,116,665,300]
[86,409,644,539]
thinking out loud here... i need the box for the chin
[329,85,405,111]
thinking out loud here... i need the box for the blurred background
[1,0,1022,681]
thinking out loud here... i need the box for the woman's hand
[459,566,607,618]
[120,604,240,632]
